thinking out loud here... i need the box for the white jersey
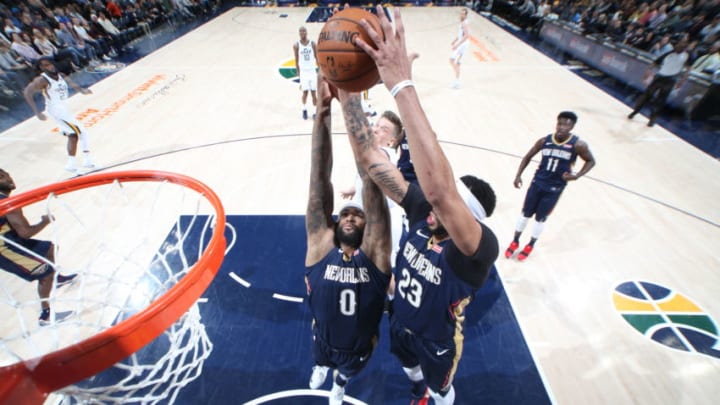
[41,72,85,136]
[451,21,470,62]
[41,72,69,114]
[297,40,316,73]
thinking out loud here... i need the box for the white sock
[531,221,545,239]
[403,366,424,382]
[78,131,90,151]
[515,216,530,233]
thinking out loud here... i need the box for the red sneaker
[517,244,533,261]
[505,241,519,259]
[410,388,429,405]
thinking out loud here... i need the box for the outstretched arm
[305,75,336,266]
[355,6,482,256]
[335,86,392,274]
[513,137,544,188]
[64,74,91,95]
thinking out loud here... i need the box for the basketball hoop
[0,171,226,404]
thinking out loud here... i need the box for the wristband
[390,80,414,97]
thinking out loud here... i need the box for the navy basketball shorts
[521,181,565,222]
[311,328,373,379]
[0,237,53,281]
[389,316,458,393]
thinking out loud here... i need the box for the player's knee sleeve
[403,366,424,382]
[531,221,545,239]
[429,385,455,405]
[515,216,530,233]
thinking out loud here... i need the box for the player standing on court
[304,71,392,404]
[294,26,318,120]
[450,8,470,89]
[0,168,77,326]
[350,6,499,404]
[24,57,96,174]
[505,111,596,261]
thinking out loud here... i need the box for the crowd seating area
[486,0,720,79]
[0,0,221,110]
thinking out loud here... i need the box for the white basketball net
[0,174,227,404]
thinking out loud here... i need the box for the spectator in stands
[10,32,42,65]
[700,15,720,42]
[585,12,609,36]
[606,18,626,42]
[32,27,83,71]
[106,0,124,19]
[91,12,128,55]
[3,17,21,40]
[172,0,197,21]
[650,34,674,57]
[628,36,691,127]
[0,41,30,93]
[72,16,115,59]
[55,22,101,65]
[691,40,720,74]
[624,25,646,48]
[648,3,669,30]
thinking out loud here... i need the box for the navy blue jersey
[533,134,579,188]
[306,248,390,353]
[396,136,417,185]
[392,183,498,342]
[0,193,53,281]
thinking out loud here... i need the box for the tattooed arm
[338,91,409,206]
[305,75,337,267]
[336,87,394,275]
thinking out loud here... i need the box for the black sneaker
[56,273,78,288]
[302,110,308,120]
[39,310,75,326]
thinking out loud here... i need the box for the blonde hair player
[450,8,470,89]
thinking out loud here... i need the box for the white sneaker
[452,80,460,89]
[309,365,329,389]
[82,155,96,168]
[65,161,78,173]
[329,382,345,405]
[102,54,112,61]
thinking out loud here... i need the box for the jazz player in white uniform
[23,57,95,173]
[449,8,470,89]
[294,26,318,120]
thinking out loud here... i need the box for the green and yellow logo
[614,280,719,358]
[278,58,299,82]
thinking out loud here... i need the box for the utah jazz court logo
[278,58,299,84]
[613,281,720,358]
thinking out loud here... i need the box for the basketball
[317,8,384,92]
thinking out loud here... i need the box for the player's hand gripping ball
[317,8,385,92]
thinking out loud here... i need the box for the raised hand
[354,6,413,91]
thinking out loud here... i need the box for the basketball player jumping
[505,111,596,261]
[450,8,470,89]
[304,73,392,404]
[349,7,499,404]
[24,57,96,174]
[0,168,77,326]
[294,26,318,120]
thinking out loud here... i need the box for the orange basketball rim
[0,170,226,404]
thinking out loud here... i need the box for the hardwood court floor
[0,6,718,404]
